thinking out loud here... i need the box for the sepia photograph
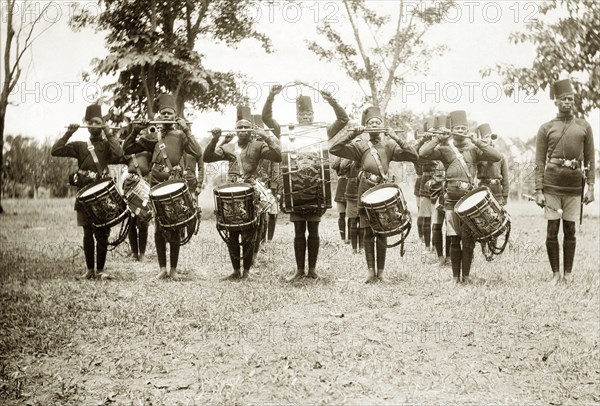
[1,0,598,404]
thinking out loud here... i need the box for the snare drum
[361,184,411,238]
[123,175,153,223]
[150,180,197,230]
[454,186,510,241]
[76,178,129,228]
[213,183,258,230]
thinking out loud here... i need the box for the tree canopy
[482,0,600,115]
[70,0,273,118]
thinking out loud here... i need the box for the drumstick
[522,194,563,213]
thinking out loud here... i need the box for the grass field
[1,196,599,405]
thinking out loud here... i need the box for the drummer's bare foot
[223,270,242,281]
[436,257,446,267]
[364,269,377,284]
[549,272,562,286]
[138,253,145,262]
[242,269,250,279]
[461,275,471,285]
[306,269,319,279]
[156,268,169,280]
[563,272,573,284]
[77,269,95,280]
[286,269,305,282]
[376,269,385,282]
[168,268,181,280]
[96,270,114,280]
[450,277,460,286]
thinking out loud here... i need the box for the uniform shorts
[418,196,433,217]
[346,199,359,218]
[544,193,581,222]
[445,210,460,236]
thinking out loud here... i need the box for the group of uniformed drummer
[52,78,595,285]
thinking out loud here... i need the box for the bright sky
[2,0,599,145]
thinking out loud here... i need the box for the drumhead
[362,187,398,204]
[219,185,251,193]
[151,182,185,196]
[80,179,112,197]
[456,190,488,212]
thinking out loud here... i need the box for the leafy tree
[307,0,453,116]
[70,0,272,118]
[1,0,54,212]
[482,0,600,115]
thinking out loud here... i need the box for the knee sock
[83,226,95,270]
[349,217,359,250]
[563,220,576,274]
[267,214,277,240]
[364,228,376,270]
[432,223,443,256]
[95,227,110,270]
[450,236,462,278]
[461,232,476,277]
[546,220,560,273]
[376,235,387,271]
[293,222,307,270]
[423,217,431,248]
[417,217,424,240]
[338,212,346,240]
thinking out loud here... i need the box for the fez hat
[157,93,176,111]
[361,106,382,126]
[296,95,313,114]
[434,114,447,129]
[477,123,493,137]
[449,110,468,128]
[236,105,252,126]
[85,104,103,122]
[550,79,575,100]
[252,114,265,128]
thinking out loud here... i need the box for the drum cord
[381,220,412,255]
[160,210,201,246]
[216,214,266,262]
[481,222,511,262]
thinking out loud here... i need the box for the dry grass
[0,197,599,405]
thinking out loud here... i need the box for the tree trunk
[0,111,4,213]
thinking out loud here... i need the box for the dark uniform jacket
[535,113,595,196]
[52,131,125,210]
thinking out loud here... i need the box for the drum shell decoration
[76,178,129,228]
[281,146,332,214]
[213,183,259,230]
[361,183,411,237]
[123,175,153,223]
[454,186,510,241]
[150,180,197,230]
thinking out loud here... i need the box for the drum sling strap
[156,131,186,179]
[367,141,388,182]
[448,142,474,186]
[234,144,246,180]
[86,139,107,178]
